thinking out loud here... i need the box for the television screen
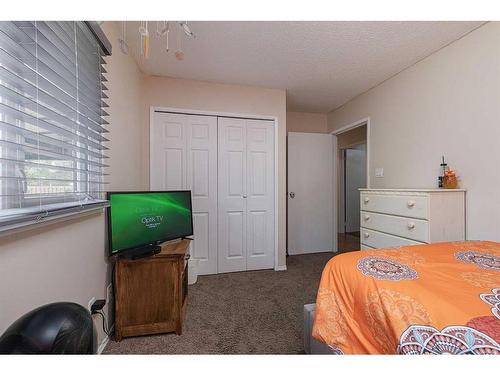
[107,191,193,255]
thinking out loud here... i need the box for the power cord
[90,299,111,336]
[90,263,116,337]
[95,310,110,336]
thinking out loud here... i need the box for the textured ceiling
[123,21,484,113]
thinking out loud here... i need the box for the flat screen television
[107,191,193,258]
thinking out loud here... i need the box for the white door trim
[330,117,370,189]
[149,106,281,271]
[330,117,369,244]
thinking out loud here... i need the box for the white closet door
[218,117,247,273]
[246,120,274,270]
[185,115,218,275]
[150,112,218,275]
[218,117,275,273]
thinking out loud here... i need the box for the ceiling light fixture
[138,21,150,59]
[118,22,129,55]
[119,21,195,60]
[178,21,195,38]
[175,24,184,61]
[157,21,168,37]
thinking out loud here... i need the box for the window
[0,21,111,230]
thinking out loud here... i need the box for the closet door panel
[150,112,187,190]
[218,117,247,273]
[186,115,218,275]
[248,210,267,256]
[191,212,209,260]
[246,120,274,270]
[227,211,245,257]
[151,112,218,275]
[163,149,183,189]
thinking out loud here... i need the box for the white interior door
[150,112,218,275]
[287,132,336,255]
[218,117,275,273]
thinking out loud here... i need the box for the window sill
[0,202,109,237]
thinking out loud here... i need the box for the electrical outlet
[87,297,96,312]
[375,168,384,178]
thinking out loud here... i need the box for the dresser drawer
[360,228,424,249]
[360,193,429,219]
[361,211,429,243]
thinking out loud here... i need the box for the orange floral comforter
[312,241,500,354]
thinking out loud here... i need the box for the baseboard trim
[274,265,287,271]
[97,324,114,355]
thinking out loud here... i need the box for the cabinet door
[218,117,247,273]
[151,112,218,275]
[246,120,274,270]
[116,259,178,334]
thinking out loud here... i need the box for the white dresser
[359,189,466,250]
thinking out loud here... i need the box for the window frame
[0,21,111,233]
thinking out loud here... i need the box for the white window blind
[0,21,110,231]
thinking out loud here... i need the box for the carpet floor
[104,252,336,354]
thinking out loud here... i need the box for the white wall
[0,22,145,349]
[141,76,288,268]
[328,22,500,241]
[287,111,327,133]
[105,23,148,191]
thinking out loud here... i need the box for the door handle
[289,192,295,199]
[242,195,247,199]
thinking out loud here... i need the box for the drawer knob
[407,200,415,208]
[364,214,370,221]
[363,232,370,238]
[407,222,415,230]
[364,197,370,204]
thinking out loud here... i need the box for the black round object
[0,302,96,354]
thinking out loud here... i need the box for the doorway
[334,122,368,253]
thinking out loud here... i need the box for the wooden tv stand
[114,239,190,341]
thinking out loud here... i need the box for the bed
[312,241,500,354]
